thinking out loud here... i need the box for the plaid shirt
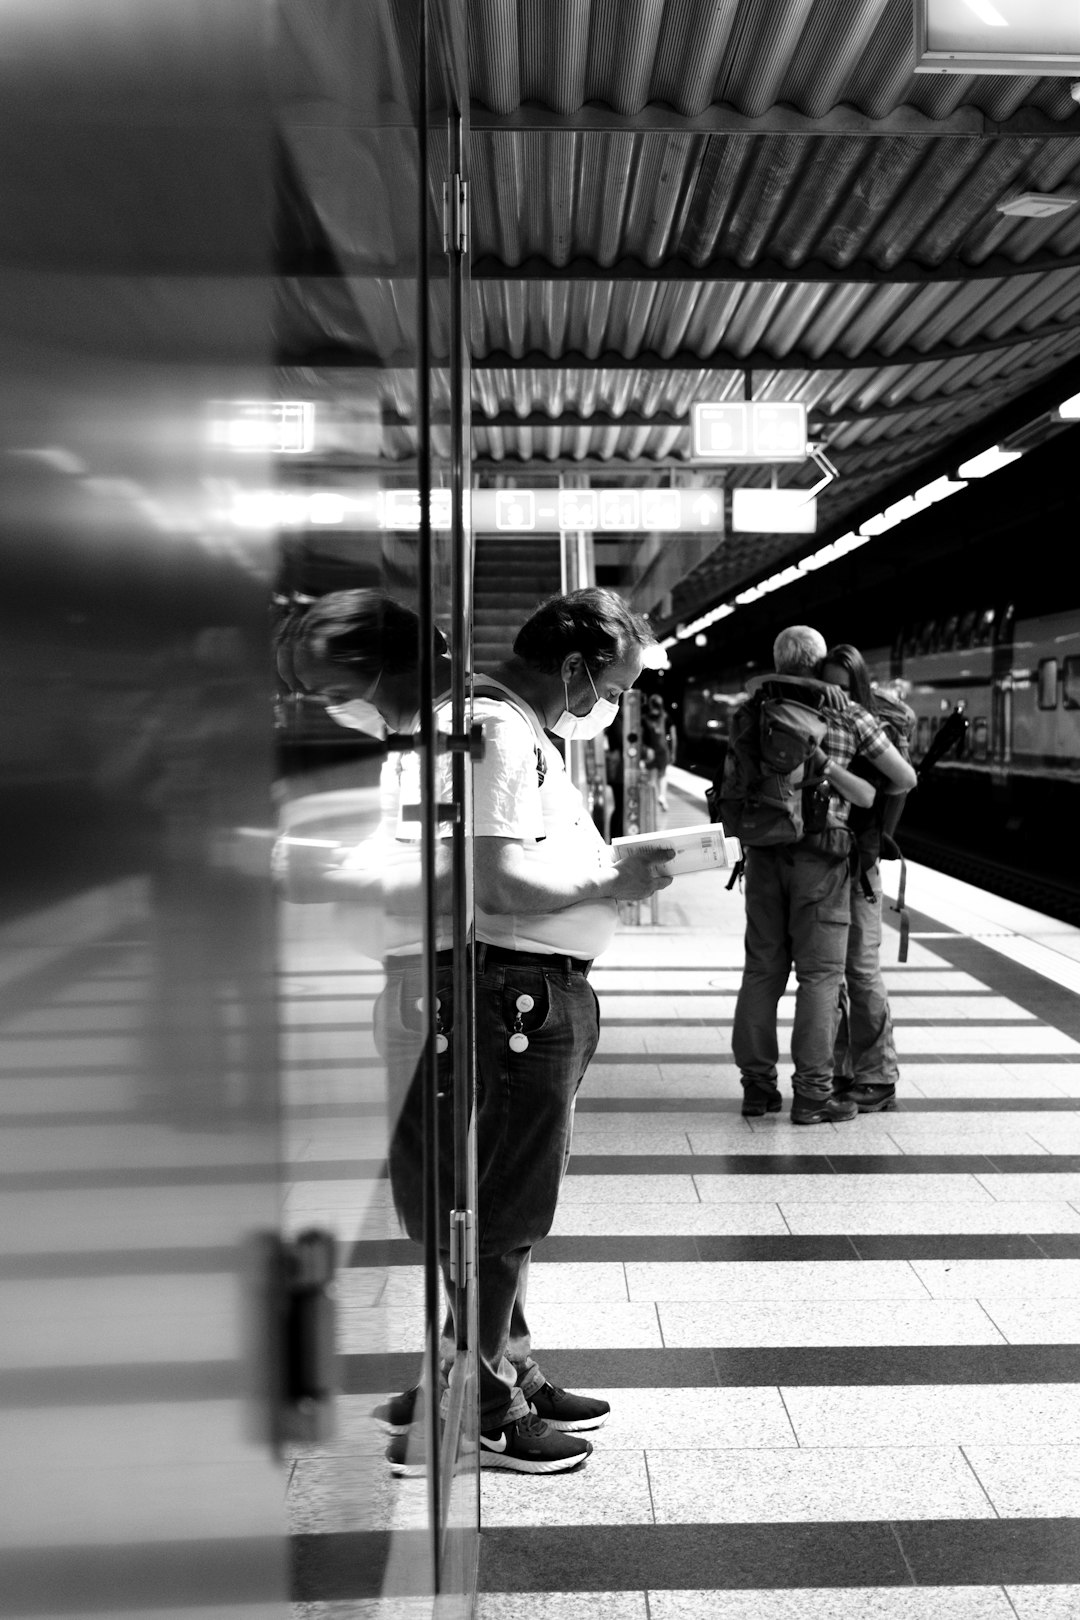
[821,700,890,828]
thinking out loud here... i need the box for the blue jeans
[381,948,599,1429]
[834,861,899,1086]
[732,844,851,1100]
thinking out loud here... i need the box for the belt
[387,945,592,976]
[477,943,592,976]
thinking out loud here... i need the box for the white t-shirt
[470,681,618,959]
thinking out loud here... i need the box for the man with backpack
[723,626,916,1125]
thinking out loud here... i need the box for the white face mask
[324,669,384,737]
[325,697,384,737]
[551,663,621,742]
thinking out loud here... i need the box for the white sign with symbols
[692,401,807,462]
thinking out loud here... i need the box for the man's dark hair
[513,587,654,675]
[291,589,447,682]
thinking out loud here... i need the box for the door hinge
[442,174,468,256]
[448,1207,475,1286]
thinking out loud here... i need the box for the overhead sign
[731,487,817,534]
[691,401,807,462]
[474,487,722,534]
[226,483,725,534]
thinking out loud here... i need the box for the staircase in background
[472,535,563,673]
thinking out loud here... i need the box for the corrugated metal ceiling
[282,0,1080,623]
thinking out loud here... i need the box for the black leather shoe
[847,1082,897,1112]
[791,1093,859,1125]
[742,1082,783,1117]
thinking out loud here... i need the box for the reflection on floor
[287,770,1080,1619]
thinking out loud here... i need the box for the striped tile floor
[285,773,1080,1618]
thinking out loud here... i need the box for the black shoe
[832,1073,854,1094]
[479,1413,593,1473]
[371,1385,421,1435]
[847,1082,897,1113]
[527,1381,609,1431]
[791,1093,859,1125]
[742,1082,782,1118]
[385,1423,429,1477]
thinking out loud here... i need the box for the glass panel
[272,0,476,1607]
[1038,658,1059,710]
[1064,656,1080,710]
[0,3,292,1613]
[971,717,990,760]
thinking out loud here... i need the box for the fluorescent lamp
[858,513,890,536]
[957,446,1022,478]
[915,475,967,503]
[1058,390,1080,419]
[963,0,1007,25]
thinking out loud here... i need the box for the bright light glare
[915,475,967,503]
[963,0,1008,24]
[1058,391,1080,419]
[957,446,1022,478]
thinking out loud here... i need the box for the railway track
[899,831,1080,929]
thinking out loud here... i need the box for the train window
[917,716,932,753]
[918,621,938,655]
[958,610,977,648]
[940,614,960,651]
[1064,655,1080,710]
[970,717,989,760]
[973,608,996,647]
[1038,658,1059,710]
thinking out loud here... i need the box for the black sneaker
[791,1093,859,1125]
[371,1385,420,1435]
[385,1425,427,1477]
[528,1381,609,1431]
[847,1082,897,1113]
[741,1081,782,1118]
[479,1413,593,1473]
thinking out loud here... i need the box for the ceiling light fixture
[996,192,1078,217]
[1058,390,1080,419]
[957,446,1022,478]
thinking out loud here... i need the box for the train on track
[678,602,1080,890]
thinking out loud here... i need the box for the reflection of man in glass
[288,587,672,1478]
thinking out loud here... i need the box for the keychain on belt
[416,995,449,1055]
[509,992,533,1053]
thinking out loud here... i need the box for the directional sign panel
[692,400,806,462]
[732,488,817,533]
[227,484,725,535]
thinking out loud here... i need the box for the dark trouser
[732,844,852,1100]
[381,948,599,1430]
[834,861,899,1087]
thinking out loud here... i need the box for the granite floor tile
[976,1297,1080,1343]
[647,1589,1015,1619]
[644,1027,734,1055]
[965,1444,1080,1516]
[289,1453,427,1535]
[516,1262,630,1303]
[582,1069,717,1098]
[657,1298,1004,1348]
[695,1173,993,1204]
[980,1173,1080,1201]
[478,1450,653,1527]
[780,1384,1080,1448]
[645,1444,994,1523]
[547,1203,789,1237]
[891,997,1034,1020]
[624,1259,927,1302]
[573,1111,754,1135]
[911,1258,1080,1298]
[1006,1585,1080,1618]
[479,1596,648,1620]
[582,1386,797,1450]
[1002,1065,1080,1094]
[594,1030,651,1054]
[657,1067,742,1093]
[508,1301,664,1349]
[896,1029,1079,1056]
[570,1130,695,1155]
[556,1175,700,1204]
[688,1132,904,1156]
[892,1135,1050,1157]
[906,1078,1072,1100]
[781,1201,1080,1236]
